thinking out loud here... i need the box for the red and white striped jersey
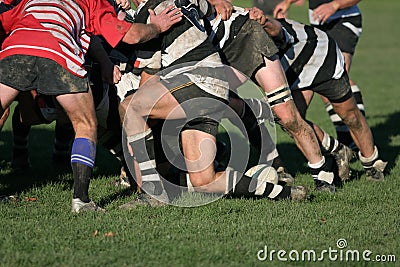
[0,0,131,77]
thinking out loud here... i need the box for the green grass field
[0,1,399,266]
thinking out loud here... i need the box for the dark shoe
[314,178,336,193]
[71,198,105,213]
[364,159,387,181]
[332,144,354,182]
[276,166,294,185]
[290,186,308,201]
[119,193,167,209]
[115,166,132,188]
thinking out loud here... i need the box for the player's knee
[340,109,363,130]
[278,113,301,133]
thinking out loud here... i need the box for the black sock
[72,162,92,202]
[12,105,31,161]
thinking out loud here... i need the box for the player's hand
[115,0,131,10]
[113,65,122,84]
[273,0,291,18]
[246,7,267,25]
[149,5,183,33]
[312,2,339,24]
[262,16,283,37]
[211,0,233,21]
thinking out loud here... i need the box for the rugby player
[118,0,308,207]
[243,7,386,182]
[0,0,182,212]
[274,0,366,149]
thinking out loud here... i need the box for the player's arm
[245,6,267,25]
[246,7,287,49]
[312,0,361,23]
[246,7,282,37]
[122,5,182,44]
[330,0,361,10]
[273,0,301,18]
[87,36,122,84]
[207,0,233,20]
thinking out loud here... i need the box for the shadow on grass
[97,186,136,208]
[368,111,400,173]
[0,127,121,196]
[252,111,400,178]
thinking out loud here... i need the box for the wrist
[331,1,340,10]
[150,23,162,35]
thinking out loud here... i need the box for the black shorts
[307,71,352,103]
[161,79,228,136]
[221,18,279,78]
[315,15,362,55]
[0,55,88,95]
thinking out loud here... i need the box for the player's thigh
[55,90,96,130]
[128,79,185,119]
[0,83,19,110]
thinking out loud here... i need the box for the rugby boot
[331,143,354,182]
[119,193,167,209]
[363,159,387,182]
[71,198,105,213]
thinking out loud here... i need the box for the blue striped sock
[71,138,96,168]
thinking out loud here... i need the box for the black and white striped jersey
[278,18,344,89]
[206,7,249,51]
[207,8,344,90]
[133,0,229,99]
[133,0,218,70]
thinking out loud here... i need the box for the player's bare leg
[119,82,185,207]
[56,89,104,213]
[0,107,10,131]
[293,90,354,182]
[254,56,335,192]
[331,97,386,181]
[0,83,19,130]
[321,53,366,148]
[180,129,307,200]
